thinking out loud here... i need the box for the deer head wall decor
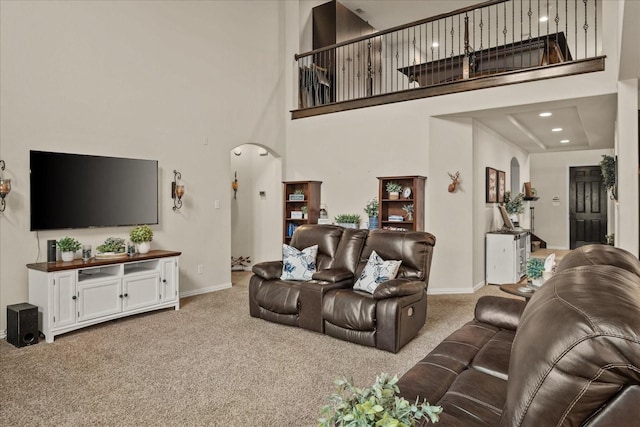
[448,171,461,193]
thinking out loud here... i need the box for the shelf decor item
[526,257,545,288]
[385,182,403,200]
[318,373,442,427]
[130,224,153,254]
[403,204,414,221]
[503,191,524,227]
[57,237,82,262]
[599,154,617,200]
[363,197,379,229]
[335,214,361,229]
[289,189,305,201]
[96,237,126,258]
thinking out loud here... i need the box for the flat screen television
[30,151,158,231]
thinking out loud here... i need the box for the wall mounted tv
[30,151,158,231]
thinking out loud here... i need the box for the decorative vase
[368,216,379,230]
[407,212,413,221]
[137,241,151,254]
[61,251,74,262]
[509,213,520,227]
[389,192,399,200]
[529,277,544,289]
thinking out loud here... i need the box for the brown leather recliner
[322,230,436,353]
[398,244,640,426]
[249,225,436,352]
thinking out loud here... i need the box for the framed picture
[486,167,497,203]
[497,170,506,203]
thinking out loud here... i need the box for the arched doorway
[230,144,282,274]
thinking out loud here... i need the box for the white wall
[0,0,285,332]
[530,149,614,249]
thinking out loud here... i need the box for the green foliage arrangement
[503,191,525,215]
[402,204,414,214]
[318,373,442,427]
[301,206,308,215]
[335,214,361,224]
[130,225,153,243]
[600,155,616,200]
[57,237,81,252]
[294,189,305,195]
[526,257,545,280]
[363,198,379,217]
[96,237,126,254]
[385,182,403,193]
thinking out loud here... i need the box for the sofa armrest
[312,268,354,283]
[251,261,283,280]
[373,279,425,300]
[474,295,526,330]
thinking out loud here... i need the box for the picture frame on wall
[497,170,506,203]
[486,167,497,203]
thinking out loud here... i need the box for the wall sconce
[0,160,11,212]
[233,148,242,156]
[171,170,185,211]
[232,171,238,199]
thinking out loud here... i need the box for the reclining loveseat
[249,224,436,353]
[397,244,640,426]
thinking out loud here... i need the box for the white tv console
[27,250,181,343]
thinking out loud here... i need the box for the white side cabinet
[28,250,181,343]
[486,232,530,284]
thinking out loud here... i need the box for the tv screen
[30,151,158,231]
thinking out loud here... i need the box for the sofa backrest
[555,243,640,278]
[500,264,640,426]
[290,224,344,271]
[333,228,368,274]
[355,230,436,284]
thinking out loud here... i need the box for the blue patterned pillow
[353,250,401,293]
[280,244,318,281]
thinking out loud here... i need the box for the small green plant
[96,237,126,254]
[130,225,153,243]
[318,373,442,427]
[600,155,616,200]
[402,204,414,214]
[294,189,305,195]
[301,206,308,215]
[606,233,615,246]
[57,237,81,252]
[335,214,361,224]
[503,191,525,214]
[526,257,545,280]
[385,182,403,193]
[363,197,379,217]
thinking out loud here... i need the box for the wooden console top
[26,250,182,273]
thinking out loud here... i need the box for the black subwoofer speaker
[7,303,39,348]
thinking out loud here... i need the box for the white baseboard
[547,245,570,250]
[180,282,232,298]
[427,280,487,295]
[0,330,5,340]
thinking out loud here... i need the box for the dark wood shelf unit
[283,181,322,243]
[377,176,426,232]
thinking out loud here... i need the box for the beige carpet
[0,272,507,426]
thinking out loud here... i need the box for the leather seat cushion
[470,329,515,381]
[322,289,376,331]
[255,281,300,315]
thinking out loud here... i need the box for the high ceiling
[340,0,616,154]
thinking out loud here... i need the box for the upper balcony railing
[294,0,603,118]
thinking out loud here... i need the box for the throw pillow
[280,244,318,281]
[353,250,401,293]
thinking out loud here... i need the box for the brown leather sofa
[249,224,436,352]
[398,244,640,426]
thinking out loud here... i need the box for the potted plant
[318,373,442,426]
[57,237,82,262]
[301,206,308,219]
[363,197,379,229]
[96,237,126,255]
[503,191,524,227]
[403,203,414,221]
[334,214,361,229]
[600,155,616,200]
[526,257,545,288]
[130,225,153,254]
[289,189,305,201]
[385,182,403,200]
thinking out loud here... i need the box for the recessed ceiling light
[552,128,563,132]
[539,16,549,22]
[560,139,570,144]
[431,42,439,48]
[539,112,552,117]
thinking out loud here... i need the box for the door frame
[565,162,613,248]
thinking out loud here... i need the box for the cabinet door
[53,271,77,328]
[160,258,178,302]
[123,273,160,312]
[77,278,122,322]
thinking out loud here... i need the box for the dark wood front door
[569,166,607,249]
